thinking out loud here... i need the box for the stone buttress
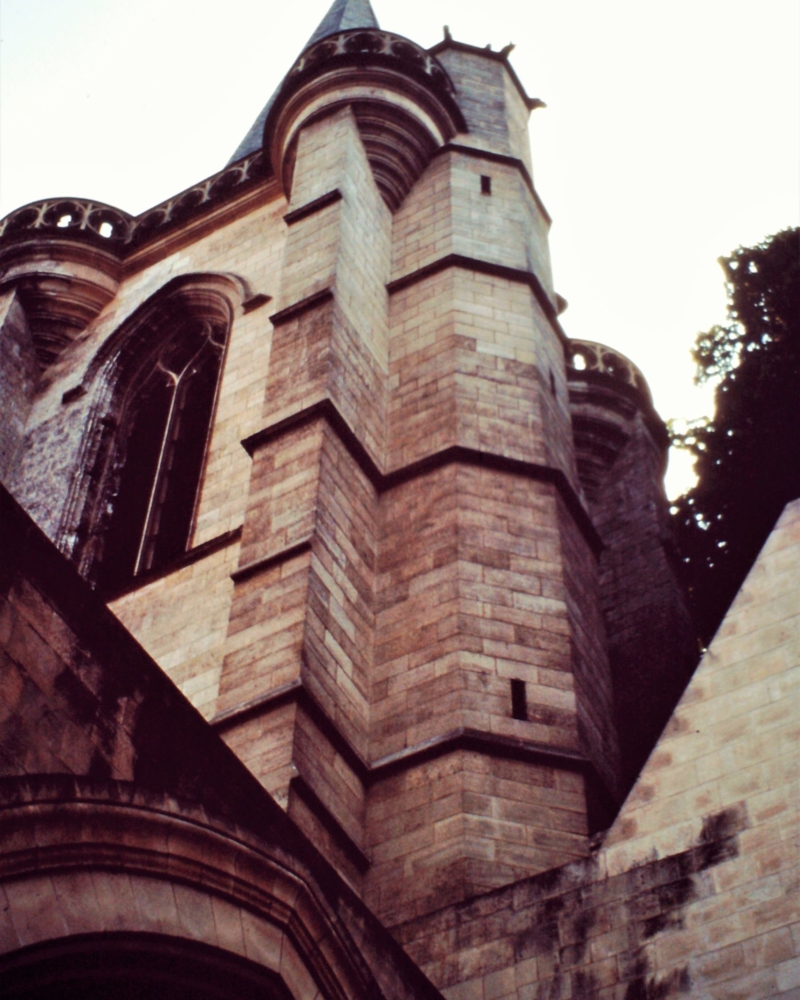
[215,16,623,925]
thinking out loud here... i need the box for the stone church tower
[1,3,797,997]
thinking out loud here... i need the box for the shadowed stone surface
[1,5,797,995]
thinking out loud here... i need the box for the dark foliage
[671,228,800,646]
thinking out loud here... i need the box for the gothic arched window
[94,319,226,595]
[61,277,236,597]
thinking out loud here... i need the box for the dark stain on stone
[641,911,668,939]
[673,967,692,993]
[700,806,745,845]
[656,876,694,911]
[625,961,691,999]
[535,979,568,1000]
[514,896,563,960]
[572,907,595,946]
[558,905,596,969]
[696,834,739,870]
[573,969,597,998]
[54,666,99,726]
[522,802,745,997]
[642,912,673,939]
[693,806,745,869]
[623,956,652,1000]
[530,864,566,896]
[408,801,747,1000]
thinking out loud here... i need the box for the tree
[671,228,800,646]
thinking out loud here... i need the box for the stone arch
[0,783,379,1000]
[56,273,247,593]
[0,933,294,1000]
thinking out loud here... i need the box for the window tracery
[58,276,239,596]
[93,319,225,595]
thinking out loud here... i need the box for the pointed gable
[603,496,800,874]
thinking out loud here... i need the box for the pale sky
[1,0,798,497]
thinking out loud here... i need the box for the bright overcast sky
[1,0,798,497]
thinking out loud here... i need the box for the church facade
[0,2,797,997]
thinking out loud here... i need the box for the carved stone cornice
[0,198,134,247]
[128,150,268,248]
[566,339,659,411]
[264,29,466,211]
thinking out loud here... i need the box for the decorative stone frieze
[0,150,266,257]
[566,338,665,500]
[0,153,266,369]
[130,150,267,246]
[287,30,455,96]
[0,198,134,246]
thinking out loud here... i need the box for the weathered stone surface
[0,290,36,483]
[395,499,800,999]
[0,484,443,1000]
[2,5,795,995]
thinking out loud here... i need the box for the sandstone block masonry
[0,484,444,1000]
[395,498,800,1000]
[2,5,796,996]
[0,9,695,944]
[211,49,628,924]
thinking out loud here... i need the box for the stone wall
[0,483,443,1000]
[1,10,796,994]
[0,291,36,483]
[0,22,704,946]
[395,499,800,998]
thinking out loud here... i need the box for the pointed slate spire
[306,0,380,47]
[228,0,380,164]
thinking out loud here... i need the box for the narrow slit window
[480,175,492,195]
[511,678,528,720]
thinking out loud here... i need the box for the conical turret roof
[306,0,379,47]
[229,0,380,164]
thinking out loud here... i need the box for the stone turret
[213,3,624,925]
[567,340,697,789]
